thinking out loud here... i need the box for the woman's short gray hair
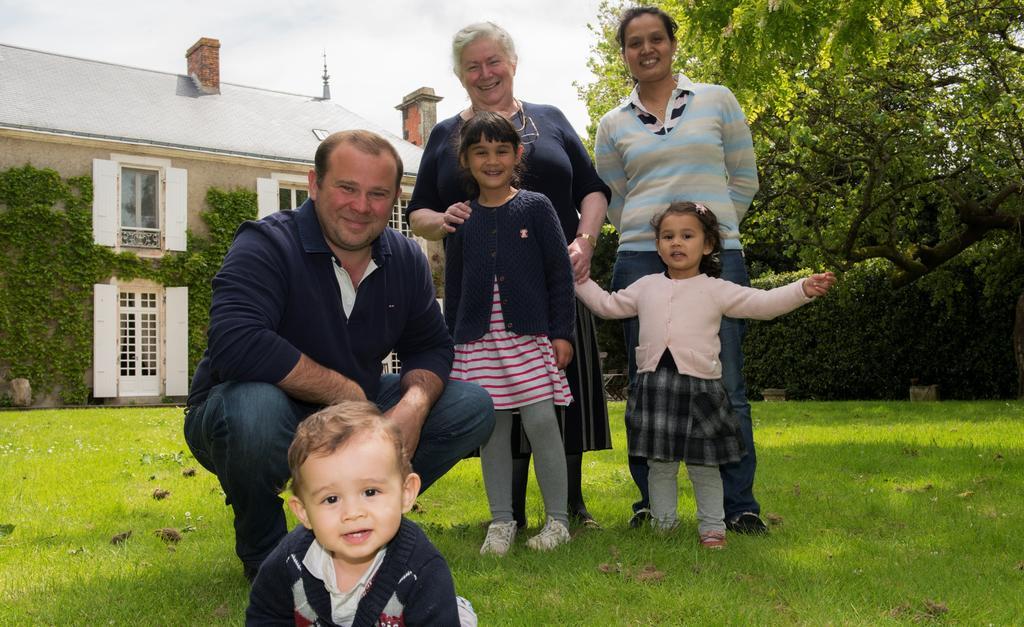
[451,21,518,80]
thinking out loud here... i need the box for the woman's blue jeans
[184,375,494,566]
[611,249,759,521]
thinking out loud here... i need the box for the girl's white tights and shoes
[526,516,571,551]
[480,521,518,556]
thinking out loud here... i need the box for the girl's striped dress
[451,280,572,410]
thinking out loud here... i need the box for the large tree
[581,0,1024,396]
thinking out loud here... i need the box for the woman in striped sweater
[594,6,767,534]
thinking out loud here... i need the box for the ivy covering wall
[0,164,256,405]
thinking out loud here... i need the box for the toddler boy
[247,401,475,626]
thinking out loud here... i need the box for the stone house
[0,38,441,405]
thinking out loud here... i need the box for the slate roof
[0,43,422,174]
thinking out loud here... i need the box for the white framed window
[93,283,188,399]
[279,186,309,211]
[389,195,412,237]
[92,155,187,252]
[394,183,429,257]
[120,167,161,248]
[118,290,160,395]
[381,353,401,375]
[257,173,309,219]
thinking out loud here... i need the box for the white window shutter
[92,159,118,247]
[257,177,279,219]
[93,283,118,397]
[164,287,189,396]
[165,167,188,251]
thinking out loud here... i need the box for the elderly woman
[408,21,611,529]
[594,6,766,534]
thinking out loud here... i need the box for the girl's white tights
[648,460,725,534]
[481,400,568,525]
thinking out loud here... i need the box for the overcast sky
[0,0,611,139]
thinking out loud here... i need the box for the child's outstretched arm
[802,272,836,298]
[715,271,836,320]
[575,278,641,320]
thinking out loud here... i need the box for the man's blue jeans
[611,249,760,520]
[183,375,494,565]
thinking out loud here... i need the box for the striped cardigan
[594,75,759,251]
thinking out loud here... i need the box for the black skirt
[626,364,745,465]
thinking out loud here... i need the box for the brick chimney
[186,37,221,95]
[395,87,443,147]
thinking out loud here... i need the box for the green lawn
[2,401,1022,624]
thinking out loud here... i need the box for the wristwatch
[575,232,597,248]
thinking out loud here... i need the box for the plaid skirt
[626,367,746,465]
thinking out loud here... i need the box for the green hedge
[588,228,1020,400]
[744,261,1020,400]
[590,224,627,375]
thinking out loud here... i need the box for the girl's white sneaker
[526,517,571,551]
[480,520,517,556]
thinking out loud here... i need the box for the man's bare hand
[380,369,443,461]
[383,404,424,461]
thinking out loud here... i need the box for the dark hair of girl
[616,6,679,51]
[650,201,723,277]
[456,111,522,197]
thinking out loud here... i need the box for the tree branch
[995,28,1024,54]
[850,244,927,276]
[915,224,990,270]
[841,131,897,259]
[873,167,967,208]
[983,181,1024,212]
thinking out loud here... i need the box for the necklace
[470,100,526,131]
[507,101,527,132]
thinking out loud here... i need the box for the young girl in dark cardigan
[445,112,576,554]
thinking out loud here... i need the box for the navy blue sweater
[188,199,452,407]
[246,519,461,626]
[444,190,575,345]
[407,102,610,242]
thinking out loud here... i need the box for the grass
[1,401,1022,624]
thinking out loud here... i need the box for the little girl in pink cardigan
[576,202,835,548]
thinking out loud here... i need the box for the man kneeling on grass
[184,129,493,582]
[247,402,476,626]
